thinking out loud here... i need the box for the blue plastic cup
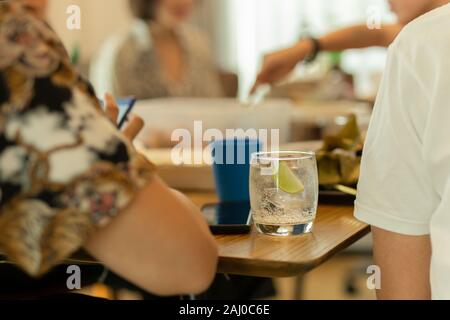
[211,139,263,202]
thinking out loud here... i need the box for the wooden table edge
[217,223,371,278]
[2,224,371,281]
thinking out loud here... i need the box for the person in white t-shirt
[355,3,450,300]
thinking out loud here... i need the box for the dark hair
[129,0,158,20]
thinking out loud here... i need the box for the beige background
[46,0,216,63]
[47,0,133,61]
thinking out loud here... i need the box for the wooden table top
[187,191,370,278]
[61,190,369,279]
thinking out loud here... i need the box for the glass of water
[250,151,319,236]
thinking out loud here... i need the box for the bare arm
[372,227,431,300]
[84,175,218,297]
[319,24,402,51]
[253,23,403,90]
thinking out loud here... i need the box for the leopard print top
[0,1,154,277]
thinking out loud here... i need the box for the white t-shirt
[354,4,450,299]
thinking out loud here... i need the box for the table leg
[294,274,305,300]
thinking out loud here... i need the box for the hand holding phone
[101,95,143,142]
[101,95,137,129]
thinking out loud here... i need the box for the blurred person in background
[91,0,238,148]
[253,0,449,91]
[91,0,237,100]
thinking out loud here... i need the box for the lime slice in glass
[275,162,305,194]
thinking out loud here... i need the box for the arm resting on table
[84,176,218,296]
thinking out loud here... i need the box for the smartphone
[201,202,252,235]
[115,97,137,129]
[100,97,137,129]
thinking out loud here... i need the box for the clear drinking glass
[250,151,319,236]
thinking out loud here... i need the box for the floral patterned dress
[0,2,154,277]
